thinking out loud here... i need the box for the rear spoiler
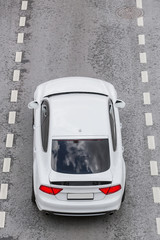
[50,181,112,186]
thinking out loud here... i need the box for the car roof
[48,92,110,138]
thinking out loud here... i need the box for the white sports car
[28,77,126,216]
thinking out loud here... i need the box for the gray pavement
[0,0,160,239]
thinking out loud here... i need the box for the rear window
[51,139,110,174]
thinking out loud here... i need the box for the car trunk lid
[49,170,112,201]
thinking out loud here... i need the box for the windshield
[51,139,110,174]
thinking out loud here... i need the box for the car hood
[34,77,117,103]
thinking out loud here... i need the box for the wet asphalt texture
[0,0,160,239]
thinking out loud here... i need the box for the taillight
[52,188,63,195]
[39,185,63,195]
[99,185,121,195]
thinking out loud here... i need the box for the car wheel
[31,177,36,203]
[122,188,125,202]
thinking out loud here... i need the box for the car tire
[122,188,125,202]
[31,177,36,203]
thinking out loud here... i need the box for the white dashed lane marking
[15,52,22,62]
[2,0,26,231]
[156,218,160,235]
[19,17,26,27]
[150,161,158,176]
[17,33,24,43]
[13,70,20,81]
[21,1,28,10]
[147,136,155,150]
[10,90,18,102]
[138,34,145,45]
[8,111,16,124]
[137,17,144,26]
[136,0,142,8]
[0,212,5,228]
[136,0,159,237]
[145,113,153,126]
[143,92,151,104]
[6,134,14,148]
[3,158,11,173]
[140,52,147,63]
[141,71,148,82]
[153,187,160,203]
[0,184,8,200]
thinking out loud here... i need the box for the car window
[108,99,117,151]
[51,139,110,174]
[41,100,49,152]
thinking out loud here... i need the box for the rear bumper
[43,211,114,217]
[35,189,123,215]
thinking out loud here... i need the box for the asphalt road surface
[0,0,160,239]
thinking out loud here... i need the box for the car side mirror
[115,99,125,109]
[28,101,39,109]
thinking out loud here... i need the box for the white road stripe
[136,0,142,8]
[10,90,18,102]
[6,134,14,148]
[19,17,26,26]
[145,113,153,126]
[0,184,8,199]
[140,52,147,63]
[143,92,151,104]
[137,17,144,26]
[13,70,20,81]
[147,136,155,149]
[17,33,24,43]
[141,71,148,82]
[150,161,158,176]
[8,111,16,124]
[138,34,145,45]
[156,218,160,235]
[21,1,28,10]
[0,212,5,228]
[15,52,22,62]
[3,158,11,172]
[153,187,160,203]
